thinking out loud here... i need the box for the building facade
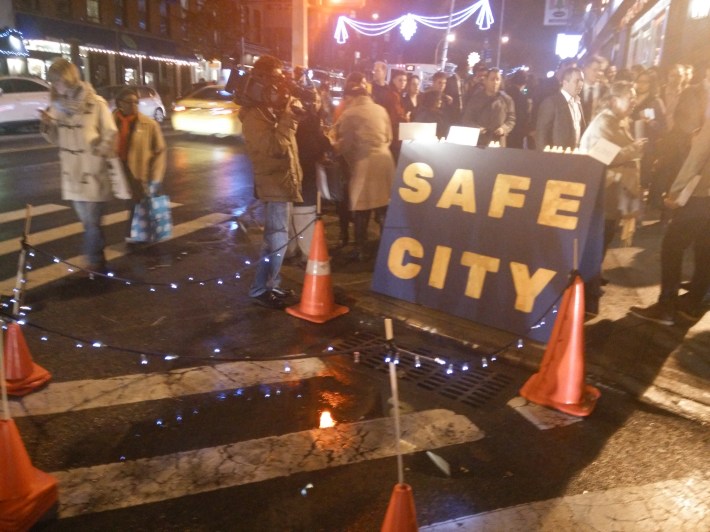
[585,0,710,72]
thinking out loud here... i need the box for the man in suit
[580,55,606,128]
[535,66,585,150]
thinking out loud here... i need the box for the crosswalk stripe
[0,202,182,258]
[419,476,710,531]
[52,408,484,518]
[9,359,328,418]
[0,204,69,224]
[0,212,231,293]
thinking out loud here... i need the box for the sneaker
[251,291,286,310]
[271,287,296,299]
[629,303,674,326]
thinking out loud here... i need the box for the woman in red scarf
[113,88,167,241]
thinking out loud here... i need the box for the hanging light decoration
[334,0,494,44]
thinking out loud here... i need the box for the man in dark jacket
[536,66,585,150]
[461,68,515,146]
[239,55,303,309]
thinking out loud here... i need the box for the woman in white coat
[333,84,396,261]
[40,58,117,272]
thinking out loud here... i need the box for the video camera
[226,67,316,114]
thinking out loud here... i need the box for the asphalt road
[1,130,708,531]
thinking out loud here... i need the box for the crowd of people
[242,53,709,322]
[39,53,709,323]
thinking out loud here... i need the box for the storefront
[625,0,671,67]
[590,0,710,72]
[13,13,199,100]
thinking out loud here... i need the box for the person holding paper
[630,119,710,325]
[580,81,647,254]
[412,90,448,139]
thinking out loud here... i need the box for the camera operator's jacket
[239,105,303,202]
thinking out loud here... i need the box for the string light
[334,0,494,44]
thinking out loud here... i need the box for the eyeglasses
[120,99,139,104]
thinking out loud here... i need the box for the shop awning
[15,14,196,62]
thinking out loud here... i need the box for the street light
[435,32,456,69]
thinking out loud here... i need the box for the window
[159,1,169,35]
[14,79,50,93]
[56,0,71,17]
[87,0,100,23]
[15,0,40,11]
[114,0,124,26]
[138,0,147,30]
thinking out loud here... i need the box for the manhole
[331,331,514,408]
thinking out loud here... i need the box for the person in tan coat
[113,87,167,241]
[40,58,117,272]
[334,84,395,262]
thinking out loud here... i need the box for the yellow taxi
[170,84,242,137]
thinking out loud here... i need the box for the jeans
[659,196,710,307]
[72,200,106,266]
[249,201,291,297]
[287,205,316,259]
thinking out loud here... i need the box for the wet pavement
[3,134,709,530]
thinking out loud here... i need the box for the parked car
[0,76,51,133]
[171,84,242,137]
[96,85,166,122]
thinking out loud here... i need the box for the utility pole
[496,0,506,68]
[292,0,308,68]
[440,0,456,70]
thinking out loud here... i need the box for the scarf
[115,111,137,162]
[53,82,87,116]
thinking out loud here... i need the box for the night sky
[336,0,562,75]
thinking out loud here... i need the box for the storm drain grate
[330,331,514,408]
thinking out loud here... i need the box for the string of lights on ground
[3,219,568,378]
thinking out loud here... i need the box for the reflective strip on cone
[306,259,331,276]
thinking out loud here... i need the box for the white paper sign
[445,126,480,146]
[398,122,437,141]
[587,138,622,165]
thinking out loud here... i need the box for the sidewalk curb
[346,288,710,426]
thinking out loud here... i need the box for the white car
[171,85,242,137]
[96,85,166,122]
[0,76,51,133]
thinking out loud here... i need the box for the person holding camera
[238,55,304,309]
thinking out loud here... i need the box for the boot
[352,210,370,262]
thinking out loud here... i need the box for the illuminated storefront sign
[690,0,710,19]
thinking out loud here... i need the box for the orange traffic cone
[0,418,58,531]
[4,322,51,396]
[381,483,418,532]
[286,218,349,323]
[519,274,600,417]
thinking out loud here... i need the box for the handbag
[106,158,132,200]
[129,182,173,242]
[316,154,347,202]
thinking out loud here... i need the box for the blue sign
[372,142,606,343]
